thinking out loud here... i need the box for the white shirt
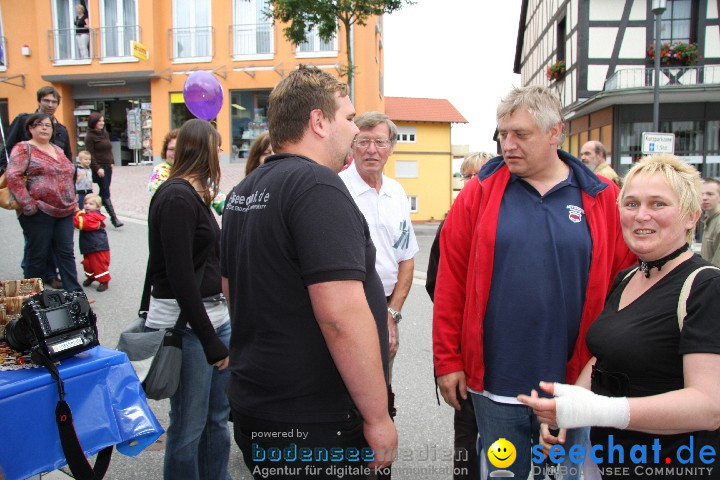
[339,162,419,296]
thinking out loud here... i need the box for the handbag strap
[677,265,720,331]
[621,264,720,331]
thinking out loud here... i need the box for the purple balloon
[183,71,224,121]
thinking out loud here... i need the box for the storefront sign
[131,41,149,61]
[641,132,675,155]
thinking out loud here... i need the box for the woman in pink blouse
[7,112,83,292]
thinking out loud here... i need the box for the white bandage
[553,383,630,430]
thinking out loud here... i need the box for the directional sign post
[641,132,675,155]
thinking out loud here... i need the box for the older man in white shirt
[340,111,419,377]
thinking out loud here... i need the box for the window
[232,0,273,58]
[0,99,8,152]
[296,26,337,57]
[396,126,416,143]
[618,119,706,174]
[0,7,6,70]
[51,0,90,62]
[173,0,212,60]
[395,160,418,178]
[556,15,566,61]
[407,195,418,213]
[100,0,138,58]
[707,121,720,178]
[170,92,194,130]
[230,90,271,160]
[660,0,694,43]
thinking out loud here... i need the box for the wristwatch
[387,307,402,324]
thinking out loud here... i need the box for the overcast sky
[383,0,523,153]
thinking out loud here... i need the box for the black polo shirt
[221,154,389,423]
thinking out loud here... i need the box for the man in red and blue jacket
[433,85,635,479]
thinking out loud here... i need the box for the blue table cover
[0,346,164,480]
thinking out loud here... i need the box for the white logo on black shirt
[226,188,271,213]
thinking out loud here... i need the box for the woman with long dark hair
[146,119,231,479]
[85,111,123,227]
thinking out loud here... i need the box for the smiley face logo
[487,438,517,469]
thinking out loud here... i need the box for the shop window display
[230,90,270,160]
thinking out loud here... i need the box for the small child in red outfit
[73,193,111,292]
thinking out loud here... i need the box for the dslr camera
[3,290,99,361]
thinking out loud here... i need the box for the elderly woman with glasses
[6,112,84,293]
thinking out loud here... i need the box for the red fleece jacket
[433,153,636,392]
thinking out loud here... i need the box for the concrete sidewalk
[108,163,248,220]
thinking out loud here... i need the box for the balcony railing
[97,25,141,59]
[605,65,720,91]
[48,28,95,62]
[229,23,273,58]
[169,26,214,61]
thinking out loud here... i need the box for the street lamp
[652,0,667,132]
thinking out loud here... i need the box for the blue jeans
[471,394,587,480]
[164,322,232,480]
[471,394,538,479]
[21,239,59,282]
[18,211,82,292]
[77,191,91,209]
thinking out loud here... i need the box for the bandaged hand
[518,382,630,430]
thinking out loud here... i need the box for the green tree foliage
[265,0,413,99]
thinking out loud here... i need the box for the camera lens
[3,316,34,353]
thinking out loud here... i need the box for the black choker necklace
[638,243,689,278]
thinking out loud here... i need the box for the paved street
[0,165,457,480]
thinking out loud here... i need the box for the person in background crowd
[148,129,179,195]
[6,113,84,294]
[426,151,494,298]
[340,111,418,383]
[580,140,621,187]
[2,86,73,288]
[85,112,123,228]
[75,150,93,207]
[75,3,90,59]
[146,119,231,480]
[519,155,720,480]
[244,131,272,177]
[150,128,227,215]
[433,85,635,480]
[700,177,720,266]
[426,151,494,480]
[73,193,110,292]
[221,65,396,478]
[1,86,73,174]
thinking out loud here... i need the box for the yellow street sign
[131,41,149,61]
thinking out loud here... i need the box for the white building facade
[514,0,720,176]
